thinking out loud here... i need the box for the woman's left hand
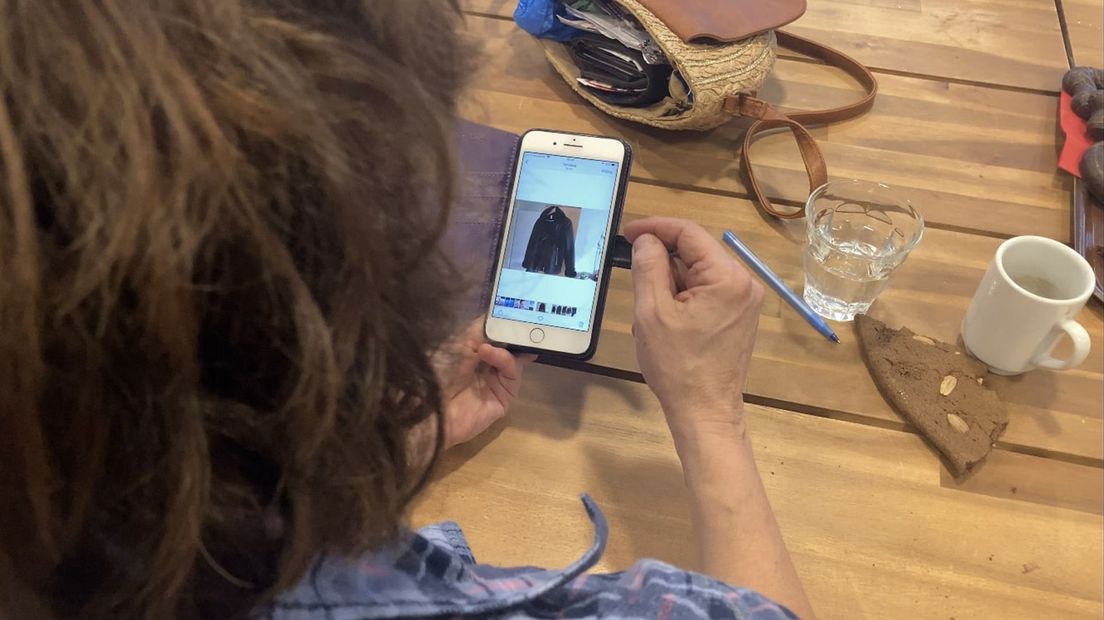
[434,318,535,449]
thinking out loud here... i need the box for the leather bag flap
[634,0,806,43]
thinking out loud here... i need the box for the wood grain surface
[1061,0,1104,67]
[569,182,1104,463]
[464,0,1070,91]
[412,364,1104,620]
[462,15,1071,239]
[419,5,1104,619]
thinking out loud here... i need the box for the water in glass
[803,180,923,321]
[804,232,898,321]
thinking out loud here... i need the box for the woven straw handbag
[530,0,877,219]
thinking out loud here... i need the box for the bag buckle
[726,93,784,121]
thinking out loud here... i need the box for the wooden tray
[1073,177,1104,302]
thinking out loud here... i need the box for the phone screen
[491,151,621,332]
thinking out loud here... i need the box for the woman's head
[0,0,470,616]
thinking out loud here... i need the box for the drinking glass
[803,180,924,321]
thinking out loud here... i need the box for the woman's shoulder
[530,558,798,619]
[259,495,795,620]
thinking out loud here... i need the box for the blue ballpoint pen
[722,230,840,344]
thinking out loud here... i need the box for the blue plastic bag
[514,0,579,42]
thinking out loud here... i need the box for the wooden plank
[463,15,1071,240]
[1062,0,1104,68]
[941,450,1104,516]
[574,181,1104,462]
[412,364,1104,620]
[464,0,1069,91]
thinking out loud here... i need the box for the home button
[529,328,546,344]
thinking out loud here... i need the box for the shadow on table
[576,443,696,571]
[509,360,649,438]
[431,361,651,479]
[986,371,1060,434]
[1088,297,1103,322]
[432,421,509,482]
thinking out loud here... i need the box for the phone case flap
[446,121,519,321]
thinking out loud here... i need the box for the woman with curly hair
[0,1,813,618]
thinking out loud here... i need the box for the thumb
[631,233,675,315]
[477,345,525,383]
[478,344,526,402]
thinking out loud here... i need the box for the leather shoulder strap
[724,31,878,218]
[773,30,878,124]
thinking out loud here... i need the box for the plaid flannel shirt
[260,495,798,620]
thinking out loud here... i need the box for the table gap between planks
[413,3,1104,619]
[1059,0,1104,68]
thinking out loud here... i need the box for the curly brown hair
[0,0,472,617]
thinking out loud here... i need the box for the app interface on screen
[492,151,619,332]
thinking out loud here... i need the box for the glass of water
[803,180,924,321]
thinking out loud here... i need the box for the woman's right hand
[624,218,764,443]
[626,219,816,619]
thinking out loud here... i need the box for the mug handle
[1032,319,1091,371]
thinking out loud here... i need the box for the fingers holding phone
[434,318,536,449]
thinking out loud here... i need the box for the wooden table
[413,3,1104,618]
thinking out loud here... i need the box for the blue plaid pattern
[260,495,798,620]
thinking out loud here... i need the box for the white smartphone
[484,129,632,359]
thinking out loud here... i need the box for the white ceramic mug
[962,236,1094,375]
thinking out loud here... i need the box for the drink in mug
[803,180,924,321]
[962,235,1094,375]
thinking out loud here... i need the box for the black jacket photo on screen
[523,205,576,277]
